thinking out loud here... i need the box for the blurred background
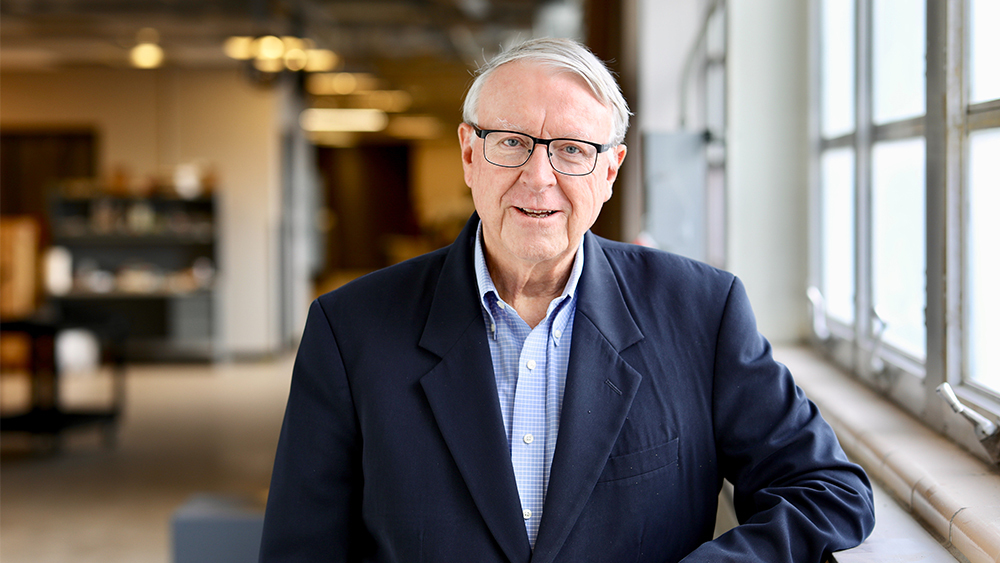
[1,0,998,561]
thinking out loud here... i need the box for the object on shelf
[55,328,101,376]
[51,194,215,240]
[64,257,215,296]
[116,263,165,294]
[75,259,115,294]
[89,199,121,234]
[174,163,203,199]
[47,187,218,360]
[163,258,216,293]
[191,257,215,288]
[126,201,157,234]
[44,246,74,296]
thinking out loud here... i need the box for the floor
[0,355,294,563]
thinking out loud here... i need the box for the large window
[812,0,1000,455]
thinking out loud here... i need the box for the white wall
[637,0,706,131]
[635,0,811,343]
[725,0,810,342]
[1,68,289,356]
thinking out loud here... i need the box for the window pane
[872,138,926,359]
[821,148,855,324]
[872,0,925,124]
[821,0,855,138]
[970,0,1000,103]
[967,129,1000,392]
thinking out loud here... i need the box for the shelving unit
[47,192,218,361]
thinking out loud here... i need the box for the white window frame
[809,0,1000,460]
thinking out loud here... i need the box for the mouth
[516,207,557,219]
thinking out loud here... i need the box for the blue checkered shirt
[473,223,582,548]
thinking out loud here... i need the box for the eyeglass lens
[482,131,598,175]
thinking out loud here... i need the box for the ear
[458,123,476,187]
[603,144,627,199]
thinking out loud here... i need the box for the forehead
[478,61,613,139]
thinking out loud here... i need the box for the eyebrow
[488,118,593,141]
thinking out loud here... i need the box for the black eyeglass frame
[471,125,616,177]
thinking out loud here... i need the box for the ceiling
[0,0,582,139]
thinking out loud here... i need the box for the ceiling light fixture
[306,73,381,96]
[129,28,164,69]
[252,35,285,60]
[224,35,339,74]
[223,36,254,60]
[304,50,339,72]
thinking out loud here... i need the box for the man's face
[458,61,627,274]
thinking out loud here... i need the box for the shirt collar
[473,221,585,317]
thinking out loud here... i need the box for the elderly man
[259,38,874,562]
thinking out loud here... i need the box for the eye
[501,136,524,148]
[554,140,591,158]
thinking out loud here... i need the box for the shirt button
[498,302,506,310]
[526,359,536,370]
[523,509,532,520]
[553,329,562,339]
[523,433,534,444]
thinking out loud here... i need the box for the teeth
[519,207,554,218]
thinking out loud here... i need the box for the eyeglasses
[471,126,615,177]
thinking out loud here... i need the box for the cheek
[469,182,503,219]
[584,183,612,214]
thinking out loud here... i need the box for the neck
[484,247,576,329]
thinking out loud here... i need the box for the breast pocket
[597,437,679,483]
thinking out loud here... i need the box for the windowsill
[775,346,1000,563]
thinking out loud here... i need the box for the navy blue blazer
[260,214,874,562]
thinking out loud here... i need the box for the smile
[516,207,556,218]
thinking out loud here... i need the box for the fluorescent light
[284,48,308,71]
[306,72,380,95]
[253,57,284,73]
[300,108,388,132]
[304,49,339,72]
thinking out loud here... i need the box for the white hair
[462,38,631,145]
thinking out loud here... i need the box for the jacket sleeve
[681,277,875,562]
[259,299,373,562]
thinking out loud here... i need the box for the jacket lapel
[418,214,532,563]
[531,233,645,563]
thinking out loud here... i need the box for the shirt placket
[510,319,549,546]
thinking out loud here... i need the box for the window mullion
[925,0,964,430]
[808,0,822,308]
[854,0,875,378]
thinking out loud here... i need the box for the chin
[511,239,569,265]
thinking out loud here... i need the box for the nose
[519,143,557,186]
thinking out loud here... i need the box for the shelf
[53,194,215,204]
[52,232,215,245]
[47,188,218,361]
[51,289,213,300]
